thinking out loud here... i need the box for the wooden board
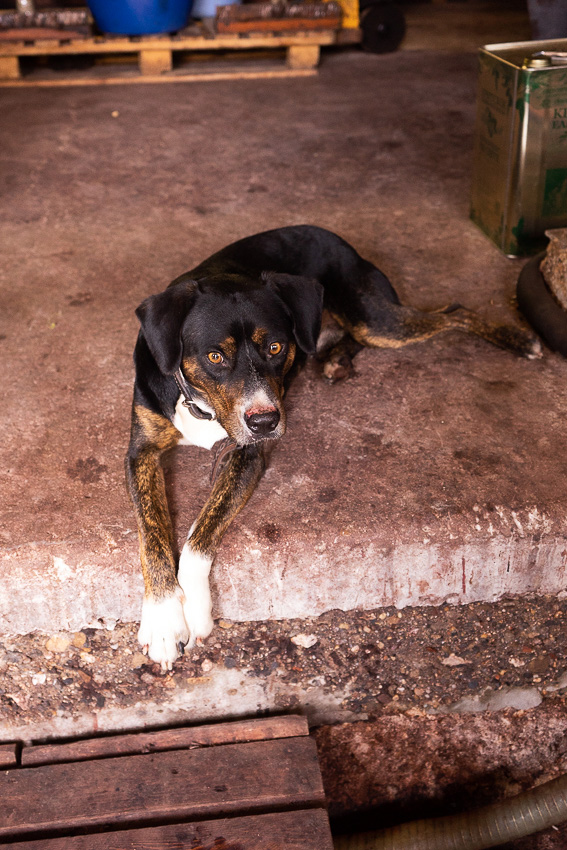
[21,714,308,767]
[0,28,337,85]
[0,30,336,57]
[216,17,341,34]
[1,809,332,849]
[0,743,18,769]
[2,738,324,838]
[0,66,319,86]
[0,28,89,41]
[0,716,332,848]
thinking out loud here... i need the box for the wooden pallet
[0,715,334,848]
[0,27,339,86]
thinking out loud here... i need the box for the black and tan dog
[126,224,540,669]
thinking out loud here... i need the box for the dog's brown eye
[269,342,283,356]
[208,351,223,364]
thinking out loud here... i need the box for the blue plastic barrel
[191,0,238,18]
[88,0,193,35]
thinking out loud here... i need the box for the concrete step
[2,49,567,639]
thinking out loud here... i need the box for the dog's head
[136,271,324,445]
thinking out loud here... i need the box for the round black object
[360,2,406,53]
[517,252,567,357]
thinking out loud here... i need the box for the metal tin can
[470,39,567,256]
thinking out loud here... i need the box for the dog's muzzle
[244,407,281,438]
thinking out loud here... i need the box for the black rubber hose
[517,252,567,357]
[333,773,567,850]
[359,2,406,53]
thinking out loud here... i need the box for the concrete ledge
[2,50,567,636]
[4,526,566,634]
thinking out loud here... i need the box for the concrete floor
[3,19,567,844]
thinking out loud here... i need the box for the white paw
[178,541,214,648]
[138,588,190,671]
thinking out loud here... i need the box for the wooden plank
[287,43,320,69]
[139,47,173,75]
[0,67,318,86]
[217,17,341,34]
[0,808,334,849]
[0,737,324,840]
[0,30,336,56]
[22,715,308,767]
[31,38,61,49]
[0,743,18,769]
[0,28,88,41]
[0,54,19,79]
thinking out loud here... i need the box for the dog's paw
[177,541,214,648]
[524,335,543,360]
[138,589,190,671]
[322,353,356,383]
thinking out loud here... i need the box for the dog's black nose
[245,408,280,436]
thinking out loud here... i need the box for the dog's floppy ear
[135,278,198,374]
[264,272,324,354]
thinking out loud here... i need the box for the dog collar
[174,368,214,421]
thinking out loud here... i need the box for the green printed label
[543,168,567,217]
[553,106,567,130]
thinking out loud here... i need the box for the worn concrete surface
[2,49,567,636]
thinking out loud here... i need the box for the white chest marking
[172,395,228,450]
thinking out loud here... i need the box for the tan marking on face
[181,349,288,444]
[265,375,286,405]
[283,341,296,375]
[252,327,268,346]
[220,336,236,359]
[181,355,211,394]
[208,379,247,435]
[182,355,246,438]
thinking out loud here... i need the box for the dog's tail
[432,303,543,359]
[333,300,542,360]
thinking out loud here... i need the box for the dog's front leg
[178,444,267,647]
[126,404,189,670]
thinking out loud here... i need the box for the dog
[126,224,541,670]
